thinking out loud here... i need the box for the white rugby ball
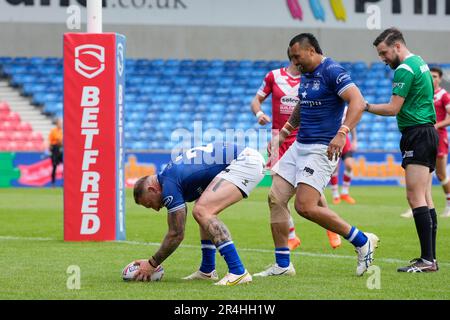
[122,261,164,281]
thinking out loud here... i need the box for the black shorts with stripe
[400,124,439,173]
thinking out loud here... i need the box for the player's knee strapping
[268,187,292,224]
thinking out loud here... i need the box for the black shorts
[50,145,63,166]
[341,151,353,161]
[400,124,438,172]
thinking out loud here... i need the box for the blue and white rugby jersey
[297,57,355,145]
[157,142,244,214]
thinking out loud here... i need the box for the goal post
[63,0,126,241]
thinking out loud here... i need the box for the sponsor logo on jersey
[280,104,295,115]
[163,196,173,207]
[281,96,299,107]
[336,73,350,84]
[420,65,430,73]
[312,80,321,91]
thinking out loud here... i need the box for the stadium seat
[0,101,11,114]
[4,56,445,152]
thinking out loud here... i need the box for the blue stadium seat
[43,102,63,115]
[6,56,445,151]
[167,95,183,103]
[195,59,210,68]
[128,103,148,112]
[224,60,240,69]
[269,60,287,70]
[239,60,253,68]
[375,96,388,104]
[357,141,369,151]
[384,141,398,151]
[215,87,231,96]
[165,59,180,67]
[210,59,224,68]
[253,60,269,69]
[236,69,252,77]
[369,141,383,150]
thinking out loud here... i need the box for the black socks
[412,206,433,262]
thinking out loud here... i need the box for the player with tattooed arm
[132,142,265,286]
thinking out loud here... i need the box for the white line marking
[0,235,448,267]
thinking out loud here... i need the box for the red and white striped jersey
[257,68,300,136]
[434,87,450,125]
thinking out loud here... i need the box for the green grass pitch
[0,186,449,300]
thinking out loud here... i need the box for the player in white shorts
[255,33,379,277]
[132,142,264,286]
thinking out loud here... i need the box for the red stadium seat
[6,112,21,123]
[0,121,13,131]
[23,140,45,151]
[0,131,10,142]
[23,141,36,151]
[16,122,33,132]
[29,131,43,142]
[0,113,10,121]
[11,131,27,142]
[0,140,8,151]
[7,141,18,151]
[0,102,10,114]
[33,141,45,151]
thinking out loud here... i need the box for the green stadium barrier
[0,153,20,188]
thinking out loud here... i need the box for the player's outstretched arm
[366,95,405,116]
[251,94,271,125]
[435,100,450,129]
[133,207,187,281]
[341,86,365,130]
[276,100,301,145]
[152,207,187,265]
[267,101,300,161]
[286,101,301,131]
[327,86,364,161]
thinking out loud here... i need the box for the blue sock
[275,247,290,268]
[217,241,245,275]
[200,240,216,273]
[345,226,368,248]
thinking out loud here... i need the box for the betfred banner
[63,33,126,241]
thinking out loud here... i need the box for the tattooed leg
[205,217,232,245]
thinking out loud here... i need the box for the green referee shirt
[392,54,436,132]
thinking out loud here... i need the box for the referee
[366,28,438,273]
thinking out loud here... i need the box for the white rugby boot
[400,209,413,218]
[214,270,252,286]
[253,263,296,277]
[441,207,450,218]
[355,233,380,276]
[182,269,219,281]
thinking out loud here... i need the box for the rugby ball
[122,261,164,281]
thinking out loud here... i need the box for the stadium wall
[1,23,450,63]
[2,151,447,188]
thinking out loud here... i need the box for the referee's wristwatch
[364,101,371,112]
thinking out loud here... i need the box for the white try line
[0,235,448,267]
